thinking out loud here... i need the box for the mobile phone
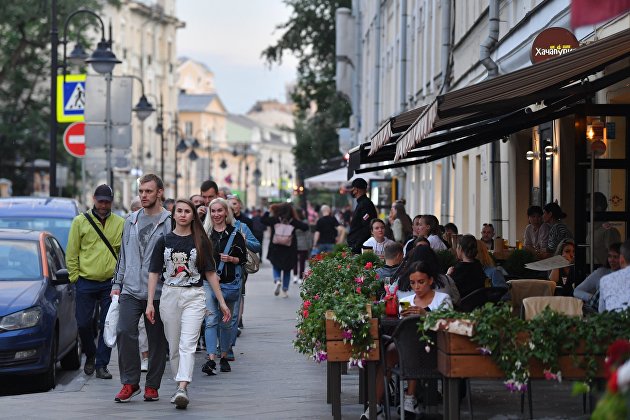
[400,301,411,310]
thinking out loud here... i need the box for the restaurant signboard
[531,27,579,64]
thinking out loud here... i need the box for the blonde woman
[476,240,507,288]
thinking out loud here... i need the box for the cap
[94,184,114,202]
[351,178,368,190]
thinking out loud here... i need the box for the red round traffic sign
[63,122,85,158]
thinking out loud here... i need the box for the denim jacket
[236,220,261,253]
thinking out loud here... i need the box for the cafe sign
[531,27,579,64]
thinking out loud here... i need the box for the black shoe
[238,319,243,328]
[201,359,217,376]
[95,367,113,379]
[84,356,96,375]
[219,357,231,372]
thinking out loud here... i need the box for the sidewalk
[0,260,596,419]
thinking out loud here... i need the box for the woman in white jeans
[146,199,230,409]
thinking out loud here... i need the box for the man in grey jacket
[111,174,172,403]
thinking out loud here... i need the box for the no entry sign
[63,122,86,158]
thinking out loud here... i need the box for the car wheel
[37,334,57,392]
[60,332,81,370]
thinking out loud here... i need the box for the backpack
[273,219,295,246]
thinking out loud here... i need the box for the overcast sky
[176,0,297,114]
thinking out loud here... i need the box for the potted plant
[294,247,384,365]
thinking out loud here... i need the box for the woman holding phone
[146,199,230,409]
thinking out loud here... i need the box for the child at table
[364,261,452,420]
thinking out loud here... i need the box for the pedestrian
[250,208,266,259]
[111,174,172,403]
[146,199,230,409]
[293,208,312,284]
[312,204,341,254]
[129,196,149,372]
[65,184,125,379]
[262,203,309,298]
[199,179,219,222]
[346,178,378,254]
[201,198,246,375]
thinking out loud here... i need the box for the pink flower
[356,286,362,294]
[303,300,312,309]
[375,273,380,279]
[341,252,347,258]
[337,265,342,269]
[314,294,320,300]
[302,310,309,318]
[364,262,373,269]
[341,330,353,340]
[354,276,364,284]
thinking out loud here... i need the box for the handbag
[104,294,119,348]
[235,221,261,274]
[217,226,242,303]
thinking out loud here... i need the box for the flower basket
[325,308,380,362]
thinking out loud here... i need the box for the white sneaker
[274,281,281,296]
[292,275,298,284]
[173,387,189,409]
[140,357,149,372]
[280,290,289,298]
[403,394,422,414]
[360,404,385,420]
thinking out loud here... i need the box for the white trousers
[160,284,206,383]
[138,316,148,353]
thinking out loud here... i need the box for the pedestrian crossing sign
[56,74,86,123]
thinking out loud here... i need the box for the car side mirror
[52,268,70,285]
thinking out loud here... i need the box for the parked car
[0,229,81,391]
[0,197,81,250]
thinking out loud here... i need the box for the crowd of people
[64,173,628,415]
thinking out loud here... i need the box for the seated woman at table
[549,239,578,296]
[477,240,508,289]
[366,261,453,420]
[362,218,396,260]
[574,242,621,306]
[447,234,487,298]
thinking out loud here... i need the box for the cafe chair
[507,279,556,316]
[457,287,509,312]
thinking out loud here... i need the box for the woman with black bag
[262,203,309,298]
[201,198,246,375]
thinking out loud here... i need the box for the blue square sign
[57,74,86,123]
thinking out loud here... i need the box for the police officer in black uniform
[346,178,378,254]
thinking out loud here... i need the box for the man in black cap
[66,184,125,379]
[346,178,378,254]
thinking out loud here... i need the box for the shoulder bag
[216,226,242,302]
[235,221,260,274]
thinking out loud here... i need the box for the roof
[227,114,260,129]
[351,27,630,175]
[0,228,45,241]
[178,94,218,112]
[0,197,80,218]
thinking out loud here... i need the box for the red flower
[356,286,362,294]
[302,310,309,318]
[303,300,312,309]
[375,273,380,279]
[607,371,619,393]
[364,262,373,269]
[314,294,320,300]
[341,252,347,257]
[605,339,630,377]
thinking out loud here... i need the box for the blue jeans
[313,243,335,255]
[75,278,112,369]
[203,283,236,356]
[272,266,291,291]
[230,295,242,348]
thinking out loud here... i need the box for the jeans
[160,285,205,383]
[203,283,236,356]
[272,266,292,291]
[230,294,242,348]
[314,243,335,254]
[116,294,167,388]
[75,278,112,369]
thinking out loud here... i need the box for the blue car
[0,197,81,250]
[0,229,81,391]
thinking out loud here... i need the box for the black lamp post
[50,4,120,195]
[175,136,199,198]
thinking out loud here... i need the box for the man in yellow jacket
[66,184,124,379]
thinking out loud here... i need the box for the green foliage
[294,250,384,364]
[419,304,630,393]
[0,0,105,195]
[261,0,352,178]
[502,249,540,278]
[435,250,457,274]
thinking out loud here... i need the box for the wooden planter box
[325,310,380,362]
[437,331,606,379]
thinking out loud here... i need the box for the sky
[176,0,298,114]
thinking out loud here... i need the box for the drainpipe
[399,0,408,112]
[440,0,452,223]
[374,1,383,128]
[480,0,499,78]
[352,0,362,149]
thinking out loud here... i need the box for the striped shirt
[547,222,572,253]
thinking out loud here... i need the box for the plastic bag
[104,294,119,348]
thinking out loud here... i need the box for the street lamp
[147,93,165,179]
[176,137,199,198]
[49,4,120,195]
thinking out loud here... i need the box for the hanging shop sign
[531,27,579,64]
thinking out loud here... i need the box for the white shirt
[363,237,395,258]
[599,266,630,312]
[428,234,447,251]
[399,291,453,313]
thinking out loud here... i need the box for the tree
[262,0,352,179]
[0,0,104,195]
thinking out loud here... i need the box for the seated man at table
[375,242,403,285]
[363,261,452,420]
[599,238,630,312]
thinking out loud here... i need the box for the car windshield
[0,240,42,280]
[0,217,72,249]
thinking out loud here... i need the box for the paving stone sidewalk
[0,260,598,419]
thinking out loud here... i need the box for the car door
[46,236,76,352]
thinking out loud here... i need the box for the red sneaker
[115,384,140,402]
[144,386,159,401]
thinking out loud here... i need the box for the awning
[304,167,377,190]
[352,27,630,175]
